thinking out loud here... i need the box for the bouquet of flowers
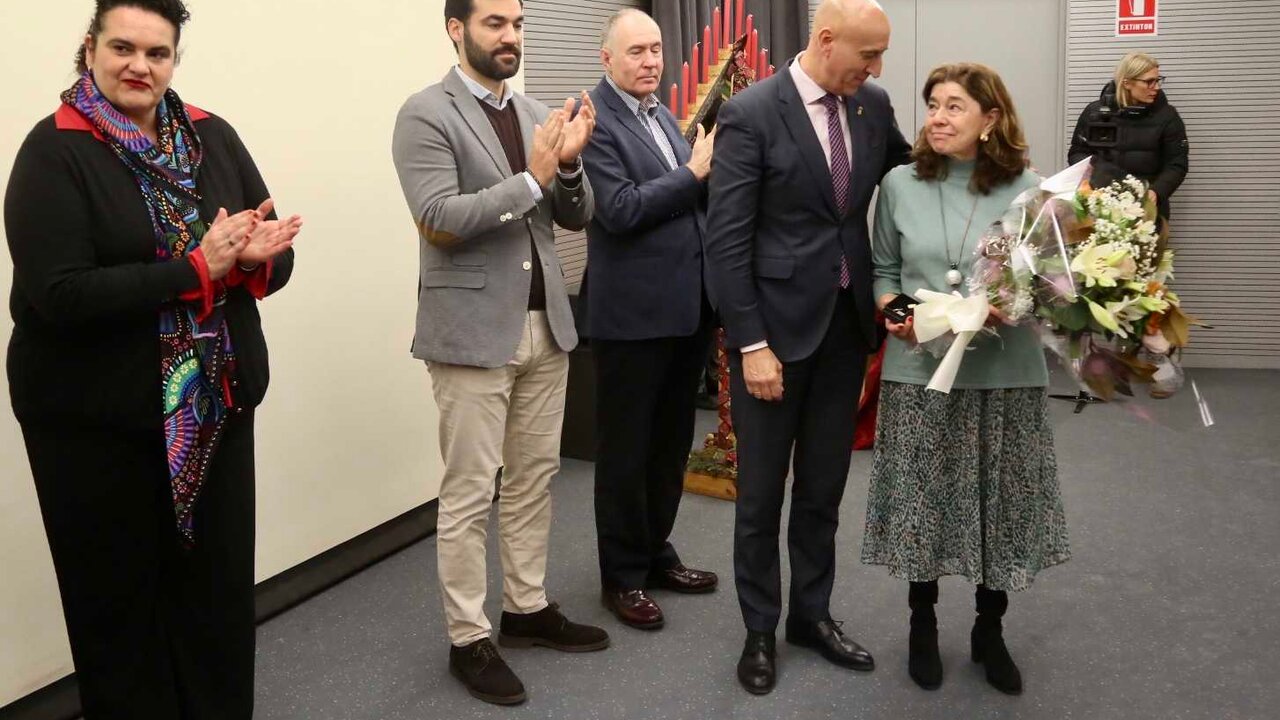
[970,158,1199,400]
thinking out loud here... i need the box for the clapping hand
[558,92,597,168]
[238,198,302,269]
[202,207,258,281]
[529,110,566,188]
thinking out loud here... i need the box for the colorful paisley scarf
[63,72,235,546]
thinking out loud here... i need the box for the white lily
[1071,243,1137,288]
[1086,298,1124,336]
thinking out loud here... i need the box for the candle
[745,14,754,51]
[760,49,768,77]
[681,62,690,116]
[750,29,758,71]
[692,43,700,85]
[713,9,720,53]
[703,26,712,79]
[735,0,743,44]
[669,83,678,113]
[768,64,775,78]
[724,1,733,47]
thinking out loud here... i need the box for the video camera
[1084,91,1119,149]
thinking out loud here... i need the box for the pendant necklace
[938,184,981,288]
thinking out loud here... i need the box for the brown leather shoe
[647,565,719,594]
[602,589,664,630]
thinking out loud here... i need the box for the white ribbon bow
[911,288,990,394]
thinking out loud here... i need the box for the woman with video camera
[1070,52,1190,398]
[1068,52,1189,219]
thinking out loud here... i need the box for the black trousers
[730,292,867,632]
[22,411,257,720]
[592,322,712,590]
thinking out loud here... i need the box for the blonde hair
[1114,52,1159,107]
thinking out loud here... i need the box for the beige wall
[0,0,490,704]
[871,0,1067,176]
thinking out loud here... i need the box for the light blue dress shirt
[604,75,678,171]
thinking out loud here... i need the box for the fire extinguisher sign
[1117,0,1158,37]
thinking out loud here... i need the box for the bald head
[803,0,891,96]
[601,8,659,52]
[600,8,664,99]
[812,0,887,33]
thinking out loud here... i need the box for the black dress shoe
[448,638,526,705]
[737,631,776,695]
[601,589,665,630]
[646,564,719,594]
[785,618,875,671]
[497,603,610,652]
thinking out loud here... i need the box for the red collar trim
[55,103,211,141]
[54,104,103,140]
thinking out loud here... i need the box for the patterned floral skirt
[861,381,1071,592]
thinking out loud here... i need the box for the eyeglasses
[1131,75,1166,88]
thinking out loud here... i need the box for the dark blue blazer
[705,67,911,361]
[577,77,706,341]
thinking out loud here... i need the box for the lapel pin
[857,106,864,116]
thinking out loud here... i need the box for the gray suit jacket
[392,69,592,367]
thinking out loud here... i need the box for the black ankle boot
[907,581,942,690]
[971,585,1022,695]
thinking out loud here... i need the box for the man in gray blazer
[391,0,607,706]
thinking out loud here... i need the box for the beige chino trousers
[427,311,568,645]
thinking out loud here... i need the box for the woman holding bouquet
[5,0,298,715]
[861,63,1070,695]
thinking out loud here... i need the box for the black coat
[5,107,294,428]
[1068,81,1189,218]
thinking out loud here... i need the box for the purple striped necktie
[820,93,851,289]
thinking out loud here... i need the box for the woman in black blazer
[4,1,298,716]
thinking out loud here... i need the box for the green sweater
[872,160,1048,390]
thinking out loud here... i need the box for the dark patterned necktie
[820,93,851,289]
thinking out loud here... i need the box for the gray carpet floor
[254,368,1279,719]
